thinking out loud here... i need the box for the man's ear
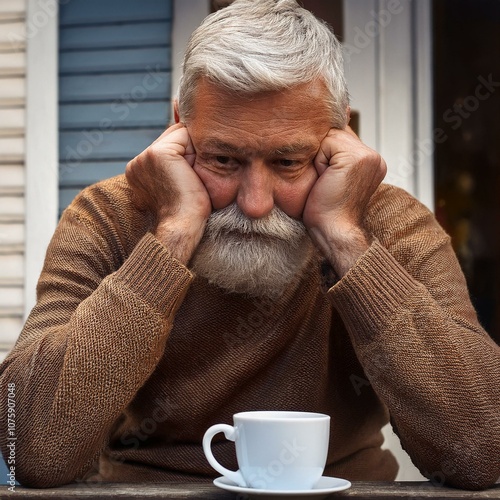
[173,99,180,124]
[346,106,351,125]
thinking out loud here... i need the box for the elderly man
[1,0,499,491]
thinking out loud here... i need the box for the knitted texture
[1,175,499,490]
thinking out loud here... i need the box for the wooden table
[1,481,500,499]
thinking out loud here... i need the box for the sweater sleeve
[0,189,194,488]
[327,185,500,490]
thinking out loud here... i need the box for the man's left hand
[303,126,387,277]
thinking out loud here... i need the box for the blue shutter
[58,0,173,212]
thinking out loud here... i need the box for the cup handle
[202,423,247,487]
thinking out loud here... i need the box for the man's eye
[279,159,295,167]
[216,156,231,165]
[207,155,239,171]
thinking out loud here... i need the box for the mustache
[203,203,307,241]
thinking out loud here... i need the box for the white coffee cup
[202,410,330,490]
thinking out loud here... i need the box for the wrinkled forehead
[189,77,331,121]
[185,77,332,155]
[195,77,328,105]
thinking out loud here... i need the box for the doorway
[433,0,500,344]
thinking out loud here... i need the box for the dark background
[433,0,500,344]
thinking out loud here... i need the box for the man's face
[187,78,332,220]
[185,79,333,297]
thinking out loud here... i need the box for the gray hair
[178,0,349,128]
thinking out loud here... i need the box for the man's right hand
[125,123,211,264]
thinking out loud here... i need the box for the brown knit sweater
[1,175,499,490]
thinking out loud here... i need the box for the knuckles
[354,148,387,180]
[141,145,162,168]
[125,145,165,185]
[124,158,140,187]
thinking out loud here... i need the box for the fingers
[150,123,195,155]
[125,122,200,215]
[151,122,185,146]
[314,127,387,191]
[144,124,196,167]
[314,127,360,175]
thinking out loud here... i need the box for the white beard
[190,203,315,299]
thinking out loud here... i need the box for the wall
[0,0,26,361]
[343,0,433,209]
[58,0,174,212]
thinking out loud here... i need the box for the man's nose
[237,162,274,219]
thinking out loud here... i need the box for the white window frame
[343,0,433,210]
[24,0,59,316]
[171,0,210,103]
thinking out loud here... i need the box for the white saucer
[213,476,351,499]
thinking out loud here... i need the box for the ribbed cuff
[113,232,193,316]
[328,240,424,343]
